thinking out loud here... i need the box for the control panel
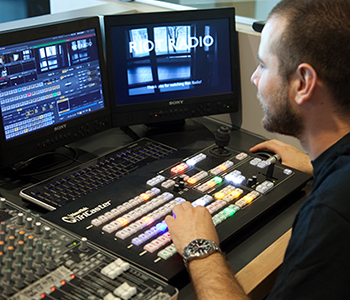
[44,141,311,287]
[0,197,178,300]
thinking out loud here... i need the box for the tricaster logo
[61,200,112,224]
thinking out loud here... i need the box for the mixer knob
[27,235,34,248]
[35,251,43,264]
[7,246,15,259]
[1,221,7,232]
[34,213,41,223]
[179,180,186,190]
[8,235,15,247]
[4,268,12,281]
[3,278,13,296]
[17,240,25,253]
[246,175,258,188]
[9,225,15,236]
[15,276,24,289]
[15,252,24,264]
[35,222,42,234]
[246,178,254,187]
[79,237,88,251]
[0,197,6,209]
[24,269,34,283]
[45,245,53,258]
[18,230,25,243]
[17,212,24,225]
[43,226,51,239]
[36,263,46,276]
[5,256,13,269]
[25,209,32,219]
[25,256,33,270]
[26,246,34,258]
[46,256,55,270]
[173,183,180,192]
[25,217,33,230]
[0,230,5,241]
[0,241,4,254]
[36,240,43,252]
[15,262,23,276]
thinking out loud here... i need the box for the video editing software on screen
[0,29,105,141]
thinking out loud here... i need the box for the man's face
[251,16,304,138]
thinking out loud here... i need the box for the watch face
[187,239,213,256]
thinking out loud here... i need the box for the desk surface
[0,117,310,300]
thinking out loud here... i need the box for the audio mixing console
[44,141,312,287]
[0,197,178,300]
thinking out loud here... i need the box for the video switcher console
[0,197,178,300]
[44,139,312,287]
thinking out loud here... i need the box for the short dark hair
[269,0,350,114]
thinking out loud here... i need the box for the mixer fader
[44,142,312,287]
[0,197,178,299]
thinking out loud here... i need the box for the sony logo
[54,124,67,131]
[169,100,184,106]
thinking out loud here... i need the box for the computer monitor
[104,7,241,128]
[0,17,110,170]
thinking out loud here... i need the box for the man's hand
[165,202,249,300]
[165,201,219,255]
[250,139,313,176]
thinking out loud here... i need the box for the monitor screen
[104,8,240,127]
[0,17,110,169]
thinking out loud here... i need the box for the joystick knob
[215,126,231,148]
[210,126,232,157]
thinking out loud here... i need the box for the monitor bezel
[104,7,241,127]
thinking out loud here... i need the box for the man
[165,0,350,299]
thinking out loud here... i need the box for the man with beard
[165,0,350,299]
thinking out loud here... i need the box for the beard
[257,86,304,138]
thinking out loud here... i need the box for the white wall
[50,0,105,14]
[254,0,280,20]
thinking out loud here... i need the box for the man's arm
[165,202,249,300]
[188,253,248,300]
[250,139,313,176]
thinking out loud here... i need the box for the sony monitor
[0,17,111,172]
[103,7,241,128]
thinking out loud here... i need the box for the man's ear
[293,63,317,105]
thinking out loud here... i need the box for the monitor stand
[121,118,216,149]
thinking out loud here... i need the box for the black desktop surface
[0,117,310,298]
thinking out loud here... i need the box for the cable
[12,145,83,177]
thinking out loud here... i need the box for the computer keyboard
[20,138,177,211]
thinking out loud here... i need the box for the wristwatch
[182,239,222,268]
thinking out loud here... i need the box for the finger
[164,215,174,227]
[250,140,280,153]
[172,201,192,216]
[181,201,194,210]
[249,141,270,152]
